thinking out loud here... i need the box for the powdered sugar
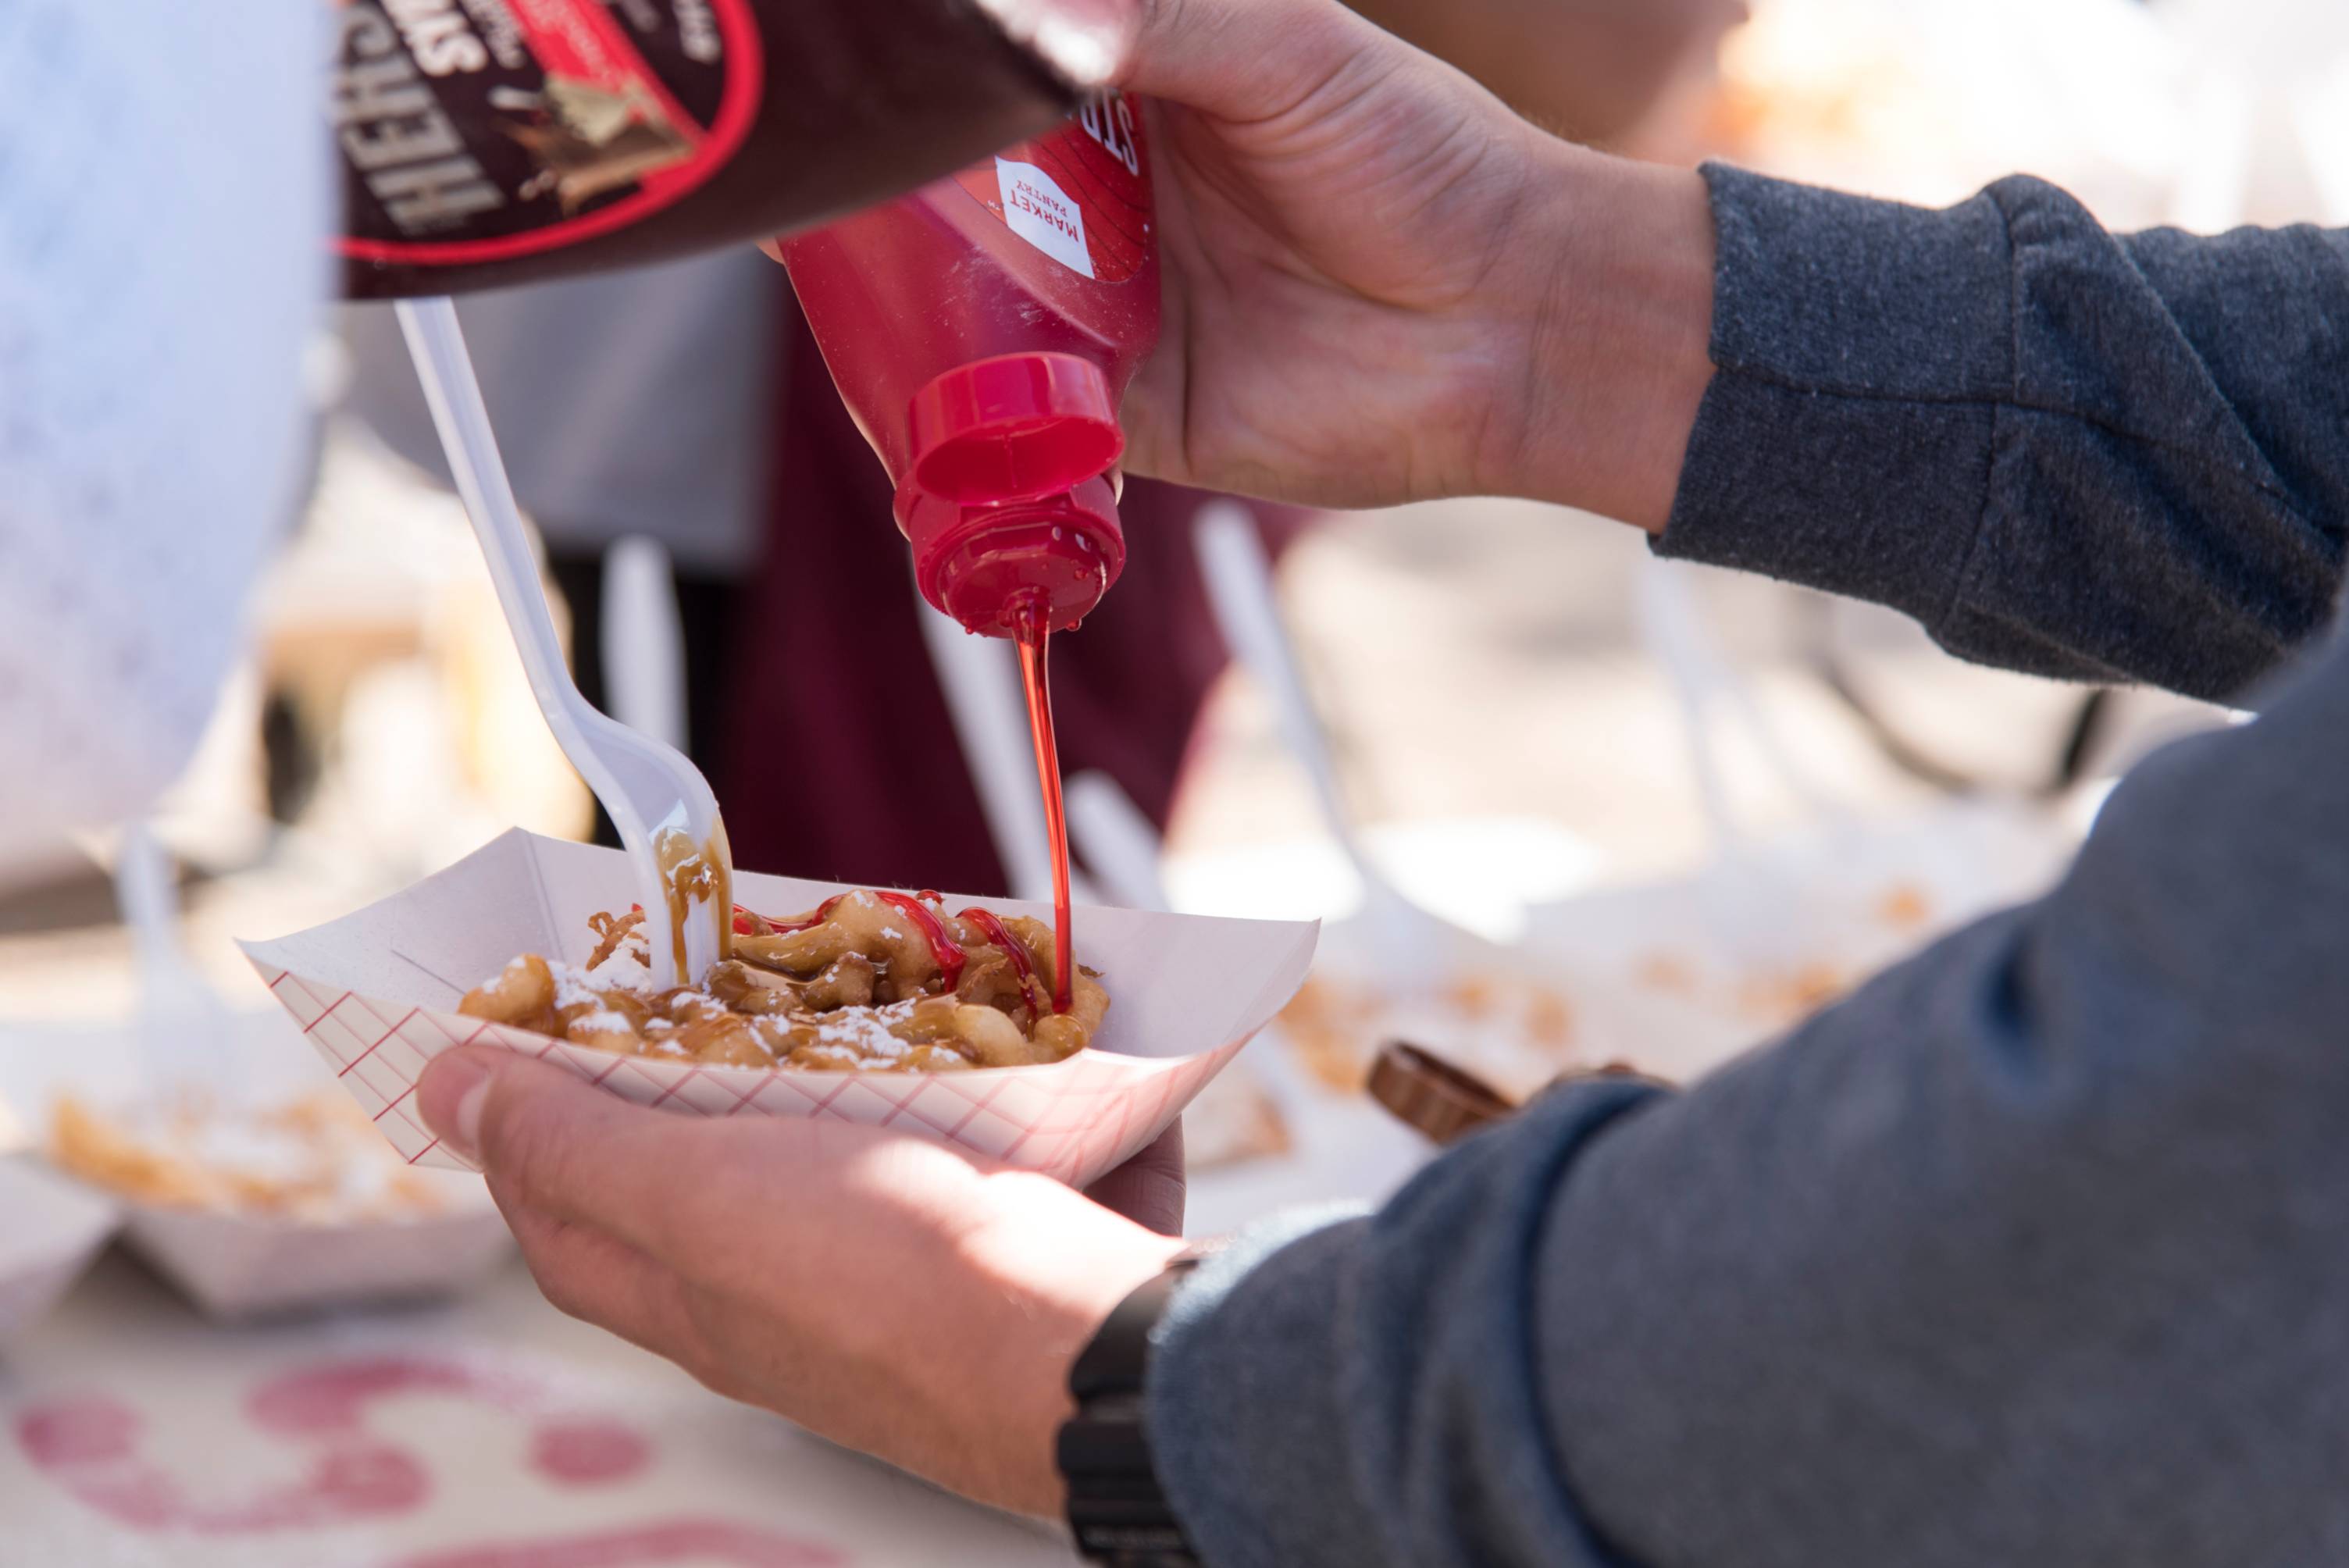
[549,963,601,1012]
[180,1116,319,1189]
[583,944,653,988]
[800,998,921,1061]
[59,1095,447,1224]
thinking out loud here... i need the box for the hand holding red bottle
[1117,0,1720,530]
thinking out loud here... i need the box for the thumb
[415,1042,504,1169]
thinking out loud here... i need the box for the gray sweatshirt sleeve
[1154,622,2349,1567]
[1657,165,2349,702]
[1146,170,2349,1566]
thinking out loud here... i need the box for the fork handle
[394,299,586,736]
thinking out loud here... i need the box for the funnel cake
[51,1093,452,1224]
[460,890,1108,1072]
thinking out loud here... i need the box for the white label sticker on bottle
[994,157,1096,279]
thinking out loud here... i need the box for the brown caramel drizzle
[655,819,733,982]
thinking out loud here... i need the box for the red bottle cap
[907,352,1125,505]
[899,474,1126,636]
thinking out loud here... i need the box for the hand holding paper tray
[241,832,1319,1191]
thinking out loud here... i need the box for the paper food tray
[0,1157,117,1346]
[1255,801,2072,1110]
[1515,800,2075,1081]
[116,1181,513,1320]
[241,831,1319,1192]
[15,1010,518,1319]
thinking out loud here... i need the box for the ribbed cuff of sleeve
[1146,1081,1666,1568]
[1654,163,2017,634]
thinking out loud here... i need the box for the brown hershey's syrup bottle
[330,0,1138,298]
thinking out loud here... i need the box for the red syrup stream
[1011,597,1075,1014]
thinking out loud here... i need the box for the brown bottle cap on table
[1371,1044,1675,1146]
[1368,1042,1522,1147]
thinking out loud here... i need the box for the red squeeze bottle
[775,91,1159,638]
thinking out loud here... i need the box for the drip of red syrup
[872,891,967,989]
[960,906,1047,1015]
[1010,597,1075,1014]
[737,892,965,987]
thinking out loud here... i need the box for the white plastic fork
[396,298,727,989]
[1066,771,1172,914]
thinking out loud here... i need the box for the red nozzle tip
[899,476,1125,636]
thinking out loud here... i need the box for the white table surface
[0,994,1427,1568]
[0,1249,1078,1568]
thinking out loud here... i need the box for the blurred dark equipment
[1791,597,2114,798]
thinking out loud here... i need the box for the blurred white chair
[111,821,242,1097]
[602,535,690,755]
[1637,558,1851,968]
[1192,502,1495,979]
[1067,771,1172,913]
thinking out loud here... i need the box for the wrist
[961,1181,1189,1518]
[1476,142,1717,530]
[1058,1240,1226,1564]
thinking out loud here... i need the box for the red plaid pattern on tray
[261,966,1237,1188]
[237,831,1314,1192]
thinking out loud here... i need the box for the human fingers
[1121,0,1378,124]
[418,1046,728,1257]
[422,1044,1019,1282]
[496,1196,721,1374]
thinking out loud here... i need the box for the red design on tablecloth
[247,1357,649,1487]
[16,1391,426,1532]
[14,1356,651,1534]
[391,1518,846,1566]
[530,1419,653,1485]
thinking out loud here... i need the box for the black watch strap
[1059,1244,1221,1566]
